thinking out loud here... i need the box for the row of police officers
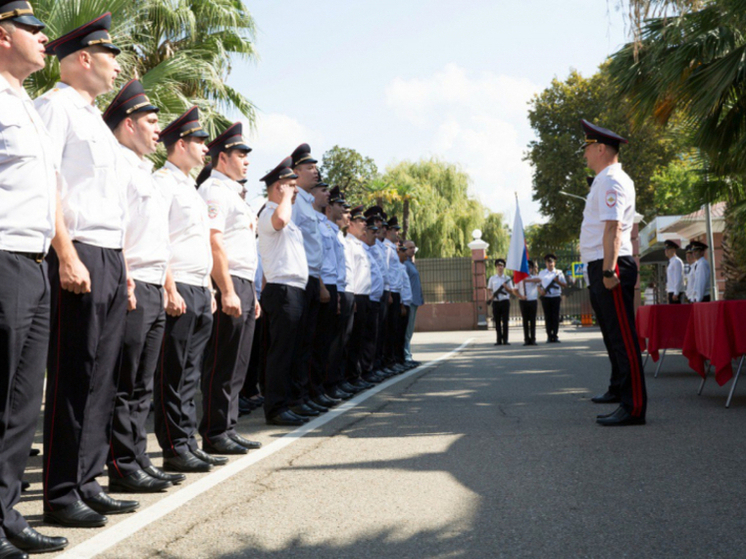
[665,239,711,303]
[0,5,424,558]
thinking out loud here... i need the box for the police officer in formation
[579,119,647,427]
[664,240,684,304]
[689,241,711,302]
[0,7,424,556]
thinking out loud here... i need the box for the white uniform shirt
[383,239,400,291]
[347,235,371,295]
[35,82,127,249]
[488,274,513,302]
[318,213,339,287]
[120,146,169,285]
[258,201,308,289]
[685,263,696,301]
[539,269,565,298]
[580,162,635,264]
[518,274,540,301]
[398,262,413,306]
[198,170,257,281]
[152,162,212,288]
[328,220,347,292]
[291,188,323,277]
[375,239,391,290]
[667,255,685,295]
[365,243,385,302]
[692,257,711,302]
[341,231,356,293]
[0,74,56,253]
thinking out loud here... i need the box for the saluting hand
[59,256,92,294]
[221,291,242,317]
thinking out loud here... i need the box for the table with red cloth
[635,304,693,362]
[682,301,746,387]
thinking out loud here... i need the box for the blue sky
[230,0,629,226]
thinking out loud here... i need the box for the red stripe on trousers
[612,284,643,416]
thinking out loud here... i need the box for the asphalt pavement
[16,326,746,558]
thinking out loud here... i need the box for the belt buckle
[35,254,44,264]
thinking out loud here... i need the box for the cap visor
[234,143,252,153]
[190,130,209,138]
[14,15,46,29]
[102,43,121,55]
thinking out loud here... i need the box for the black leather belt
[9,251,45,264]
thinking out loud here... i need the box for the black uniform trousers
[667,292,683,305]
[384,292,401,367]
[492,300,510,344]
[541,296,561,341]
[519,299,537,343]
[200,277,255,445]
[309,284,337,398]
[396,305,409,364]
[588,257,647,418]
[374,291,390,370]
[361,299,380,375]
[108,281,165,479]
[153,283,212,459]
[262,283,305,419]
[241,313,265,399]
[327,291,354,390]
[347,295,370,381]
[44,243,127,511]
[292,277,319,406]
[0,251,49,538]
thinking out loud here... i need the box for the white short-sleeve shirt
[365,243,385,302]
[0,75,56,253]
[347,235,371,295]
[539,269,565,298]
[258,201,308,289]
[667,255,684,295]
[488,274,513,302]
[198,170,258,281]
[35,82,127,249]
[580,162,635,264]
[518,274,540,301]
[152,162,212,287]
[291,188,323,277]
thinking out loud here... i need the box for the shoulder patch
[605,189,618,208]
[207,200,220,219]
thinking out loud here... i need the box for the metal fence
[417,257,474,304]
[487,285,593,327]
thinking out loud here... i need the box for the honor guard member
[152,107,221,474]
[102,81,175,494]
[345,207,375,390]
[289,143,328,418]
[36,13,141,527]
[579,119,647,426]
[684,244,696,302]
[488,259,517,345]
[323,188,355,399]
[539,254,567,343]
[517,261,541,346]
[690,241,711,302]
[258,157,310,426]
[361,216,386,383]
[382,216,404,374]
[664,240,685,304]
[402,241,423,366]
[197,122,261,455]
[0,3,70,555]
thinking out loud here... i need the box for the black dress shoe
[109,469,172,493]
[144,465,185,485]
[28,448,40,457]
[203,437,248,455]
[192,447,229,465]
[0,538,27,559]
[591,391,621,404]
[339,381,361,394]
[306,400,329,413]
[596,406,646,426]
[21,481,29,492]
[163,452,213,473]
[291,403,320,417]
[9,527,68,554]
[229,433,262,449]
[328,387,353,400]
[266,410,305,426]
[84,492,139,515]
[494,342,502,346]
[287,410,309,422]
[43,500,107,528]
[315,393,340,407]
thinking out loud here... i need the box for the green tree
[526,63,682,245]
[650,155,702,216]
[481,213,510,260]
[320,146,379,203]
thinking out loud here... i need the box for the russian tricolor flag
[506,199,530,284]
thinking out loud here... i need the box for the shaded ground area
[18,328,746,558]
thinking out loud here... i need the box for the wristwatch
[602,269,616,278]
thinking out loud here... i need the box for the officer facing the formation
[690,241,711,302]
[579,119,647,427]
[36,13,141,527]
[152,107,220,474]
[258,157,310,426]
[664,240,685,304]
[102,80,176,494]
[539,254,567,343]
[198,123,262,455]
[0,2,70,555]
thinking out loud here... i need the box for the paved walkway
[17,326,746,558]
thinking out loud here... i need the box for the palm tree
[26,0,257,138]
[609,0,746,298]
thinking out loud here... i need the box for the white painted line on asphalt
[58,338,474,559]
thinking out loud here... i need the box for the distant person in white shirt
[664,240,685,304]
[539,254,567,343]
[517,261,541,346]
[684,245,696,302]
[690,240,711,302]
[488,259,519,346]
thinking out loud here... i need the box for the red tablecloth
[635,304,693,362]
[682,301,746,386]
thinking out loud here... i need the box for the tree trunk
[402,199,410,240]
[722,199,746,300]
